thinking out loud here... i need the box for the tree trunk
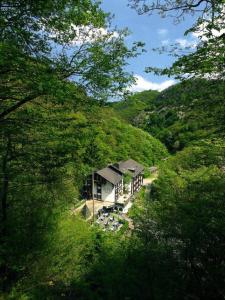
[0,137,10,292]
[0,138,10,226]
[1,158,9,225]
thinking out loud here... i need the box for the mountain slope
[121,79,225,300]
[110,90,159,125]
[0,100,168,289]
[113,79,225,152]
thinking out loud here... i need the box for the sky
[101,0,198,92]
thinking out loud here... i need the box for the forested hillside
[113,79,225,152]
[110,90,159,124]
[131,139,225,299]
[0,1,168,297]
[1,0,225,299]
[112,79,225,299]
[1,92,167,296]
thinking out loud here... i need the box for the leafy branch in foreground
[129,0,224,21]
[146,30,225,80]
[129,0,225,80]
[0,0,144,120]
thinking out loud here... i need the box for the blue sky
[101,0,198,92]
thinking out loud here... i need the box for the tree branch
[0,94,43,120]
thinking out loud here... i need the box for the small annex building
[83,159,144,203]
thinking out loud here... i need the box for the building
[83,159,144,203]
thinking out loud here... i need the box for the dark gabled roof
[108,165,124,175]
[114,159,144,177]
[94,159,144,184]
[96,167,122,185]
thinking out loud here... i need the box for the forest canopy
[1,1,225,299]
[0,0,144,121]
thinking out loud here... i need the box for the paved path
[123,201,133,214]
[143,176,157,186]
[73,199,114,220]
[143,174,158,201]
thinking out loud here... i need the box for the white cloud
[158,28,168,36]
[50,25,119,45]
[175,38,197,49]
[70,25,119,45]
[129,75,176,92]
[161,39,170,46]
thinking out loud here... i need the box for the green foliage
[130,0,225,80]
[7,215,99,299]
[133,137,225,299]
[7,209,182,300]
[2,92,224,300]
[0,95,167,294]
[91,107,168,167]
[0,0,144,123]
[111,89,159,124]
[115,79,225,152]
[1,1,224,299]
[111,76,225,299]
[123,172,132,185]
[0,1,164,295]
[128,188,146,220]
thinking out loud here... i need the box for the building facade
[83,159,144,203]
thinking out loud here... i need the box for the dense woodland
[1,0,225,299]
[113,79,225,152]
[113,80,225,299]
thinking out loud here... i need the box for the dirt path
[143,174,158,201]
[73,199,115,220]
[143,174,158,186]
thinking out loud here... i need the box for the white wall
[102,181,115,203]
[93,181,115,202]
[93,183,97,195]
[120,178,124,196]
[124,182,132,195]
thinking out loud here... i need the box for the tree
[129,0,223,19]
[0,0,143,121]
[0,1,144,276]
[129,0,225,79]
[134,146,225,299]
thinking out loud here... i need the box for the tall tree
[0,1,145,290]
[0,0,143,120]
